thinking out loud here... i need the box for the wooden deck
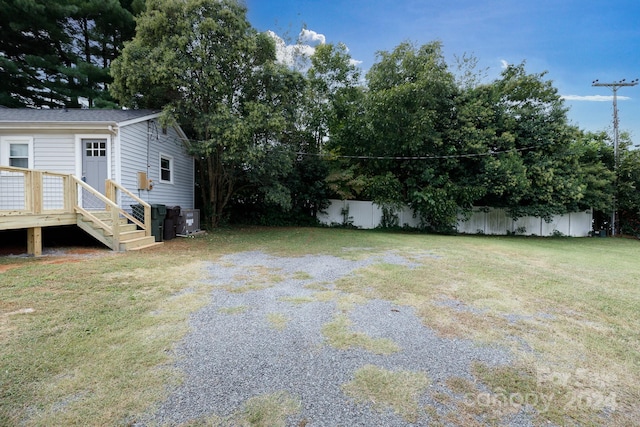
[0,166,158,255]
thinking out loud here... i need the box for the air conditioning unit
[176,209,200,235]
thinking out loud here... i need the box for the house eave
[116,113,161,127]
[0,112,165,132]
[0,122,119,131]
[0,112,190,147]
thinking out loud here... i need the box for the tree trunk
[201,148,235,229]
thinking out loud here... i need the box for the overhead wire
[293,145,537,160]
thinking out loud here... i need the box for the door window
[85,141,106,157]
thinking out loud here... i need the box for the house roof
[0,108,160,124]
[0,108,189,144]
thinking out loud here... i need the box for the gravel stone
[145,251,541,426]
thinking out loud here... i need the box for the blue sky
[246,0,640,145]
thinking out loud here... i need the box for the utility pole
[592,78,639,236]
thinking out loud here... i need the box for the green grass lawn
[1,227,639,426]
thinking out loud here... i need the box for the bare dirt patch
[0,247,111,273]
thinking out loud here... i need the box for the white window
[1,137,34,169]
[159,153,173,183]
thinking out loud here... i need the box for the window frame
[159,153,173,184]
[1,136,34,169]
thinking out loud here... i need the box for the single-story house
[0,108,195,254]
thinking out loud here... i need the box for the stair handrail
[71,176,121,249]
[105,179,151,237]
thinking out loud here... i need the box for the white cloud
[264,28,322,69]
[266,30,311,68]
[500,59,509,69]
[266,29,362,70]
[299,28,326,46]
[561,95,631,102]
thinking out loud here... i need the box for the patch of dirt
[0,264,22,274]
[0,246,111,273]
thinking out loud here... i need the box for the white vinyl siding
[34,135,76,210]
[119,119,194,208]
[119,121,149,193]
[34,135,75,173]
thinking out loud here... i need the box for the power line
[296,145,538,160]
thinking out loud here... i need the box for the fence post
[540,218,543,236]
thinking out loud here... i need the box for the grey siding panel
[119,120,194,209]
[33,135,75,173]
[119,122,147,191]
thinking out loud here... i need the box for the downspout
[146,120,151,201]
[108,124,120,206]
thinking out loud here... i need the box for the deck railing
[72,177,125,249]
[0,166,151,239]
[105,179,151,237]
[0,166,75,214]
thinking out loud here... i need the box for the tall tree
[294,43,362,218]
[487,64,584,220]
[0,0,138,108]
[63,0,138,107]
[332,46,588,231]
[303,43,361,150]
[571,131,615,213]
[0,0,76,107]
[111,0,300,227]
[615,133,640,236]
[353,41,469,230]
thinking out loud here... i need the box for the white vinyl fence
[317,200,593,237]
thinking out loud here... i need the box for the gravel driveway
[147,250,538,426]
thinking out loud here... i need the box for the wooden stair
[76,211,162,251]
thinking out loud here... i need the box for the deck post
[111,207,120,251]
[144,204,151,237]
[27,171,43,256]
[105,179,116,207]
[32,170,43,214]
[27,227,42,257]
[24,169,33,211]
[64,175,76,212]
